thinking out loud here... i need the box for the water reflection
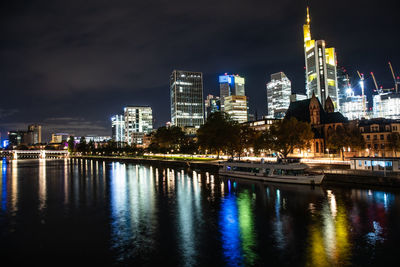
[38,159,47,211]
[220,180,257,266]
[110,162,158,262]
[11,160,18,213]
[0,160,399,266]
[177,170,202,266]
[1,159,7,211]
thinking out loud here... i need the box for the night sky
[1,0,399,141]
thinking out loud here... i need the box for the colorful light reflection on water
[0,159,400,266]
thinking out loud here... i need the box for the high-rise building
[373,92,400,119]
[124,106,153,145]
[204,94,221,119]
[266,72,292,119]
[170,70,204,128]
[111,115,125,143]
[337,67,351,106]
[341,95,368,120]
[219,74,245,110]
[8,131,25,147]
[27,124,42,144]
[303,7,339,109]
[50,133,70,143]
[290,94,307,102]
[224,95,248,123]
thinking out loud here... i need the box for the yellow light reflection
[11,160,18,213]
[39,159,47,211]
[64,158,69,204]
[306,190,351,266]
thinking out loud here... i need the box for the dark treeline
[67,112,388,159]
[69,112,319,159]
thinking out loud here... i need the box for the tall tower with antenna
[303,5,339,109]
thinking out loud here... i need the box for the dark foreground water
[1,159,400,266]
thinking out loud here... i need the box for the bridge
[0,150,69,160]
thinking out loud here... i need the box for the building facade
[170,70,204,128]
[27,124,42,144]
[290,94,307,102]
[204,94,221,120]
[50,133,70,143]
[285,94,349,158]
[219,74,245,110]
[359,119,400,157]
[8,131,25,147]
[111,114,125,143]
[224,95,248,123]
[124,106,153,145]
[266,72,292,119]
[303,7,339,109]
[340,95,368,120]
[373,92,400,119]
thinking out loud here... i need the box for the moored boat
[218,159,324,185]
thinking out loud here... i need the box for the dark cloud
[1,0,399,141]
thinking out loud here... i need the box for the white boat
[218,159,324,185]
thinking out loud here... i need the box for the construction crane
[370,72,379,92]
[388,61,399,93]
[357,71,367,117]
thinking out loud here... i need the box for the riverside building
[266,72,292,119]
[170,70,204,129]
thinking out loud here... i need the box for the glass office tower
[304,7,339,109]
[170,70,204,128]
[124,106,153,145]
[266,72,292,119]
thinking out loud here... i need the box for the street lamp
[326,148,330,163]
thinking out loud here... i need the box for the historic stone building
[358,118,400,157]
[285,94,348,157]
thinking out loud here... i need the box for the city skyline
[1,0,399,140]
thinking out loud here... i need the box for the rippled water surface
[1,159,400,266]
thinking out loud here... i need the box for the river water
[0,158,399,266]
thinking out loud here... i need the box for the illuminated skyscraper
[111,115,125,143]
[341,95,368,120]
[124,106,153,145]
[27,124,42,144]
[266,72,292,119]
[303,7,339,109]
[373,92,400,119]
[204,94,221,119]
[224,95,248,123]
[170,70,204,128]
[219,74,245,110]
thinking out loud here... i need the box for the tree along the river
[269,117,314,158]
[197,112,239,159]
[326,125,365,160]
[67,136,75,153]
[388,132,400,157]
[149,126,186,153]
[233,124,257,160]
